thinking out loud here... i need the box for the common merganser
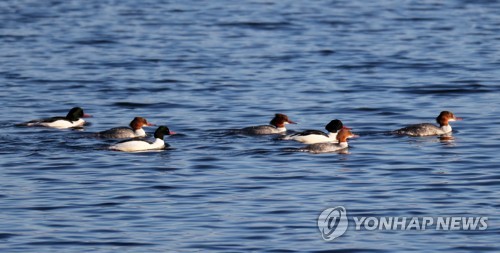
[283,119,345,144]
[242,113,296,135]
[97,117,155,139]
[109,126,173,152]
[393,111,462,137]
[24,107,92,129]
[299,128,358,153]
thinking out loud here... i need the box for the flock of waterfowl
[20,107,461,153]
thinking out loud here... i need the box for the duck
[97,117,155,138]
[109,126,173,152]
[24,107,91,129]
[242,113,296,134]
[393,111,462,136]
[283,119,345,144]
[299,128,358,153]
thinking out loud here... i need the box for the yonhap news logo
[318,206,488,241]
[317,206,349,241]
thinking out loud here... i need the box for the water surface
[1,0,499,252]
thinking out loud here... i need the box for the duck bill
[287,120,297,124]
[454,117,463,121]
[146,123,156,126]
[82,114,92,118]
[350,134,360,138]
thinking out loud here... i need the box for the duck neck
[440,124,452,133]
[133,128,146,137]
[66,115,80,122]
[151,138,165,148]
[338,142,348,148]
[328,132,338,140]
[275,126,286,132]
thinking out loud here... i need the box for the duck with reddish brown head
[98,117,155,139]
[393,111,462,137]
[299,128,358,153]
[242,113,296,135]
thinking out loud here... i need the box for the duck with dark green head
[24,107,92,129]
[109,126,174,152]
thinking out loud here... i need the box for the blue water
[1,0,499,252]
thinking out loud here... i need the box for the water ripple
[0,0,499,252]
